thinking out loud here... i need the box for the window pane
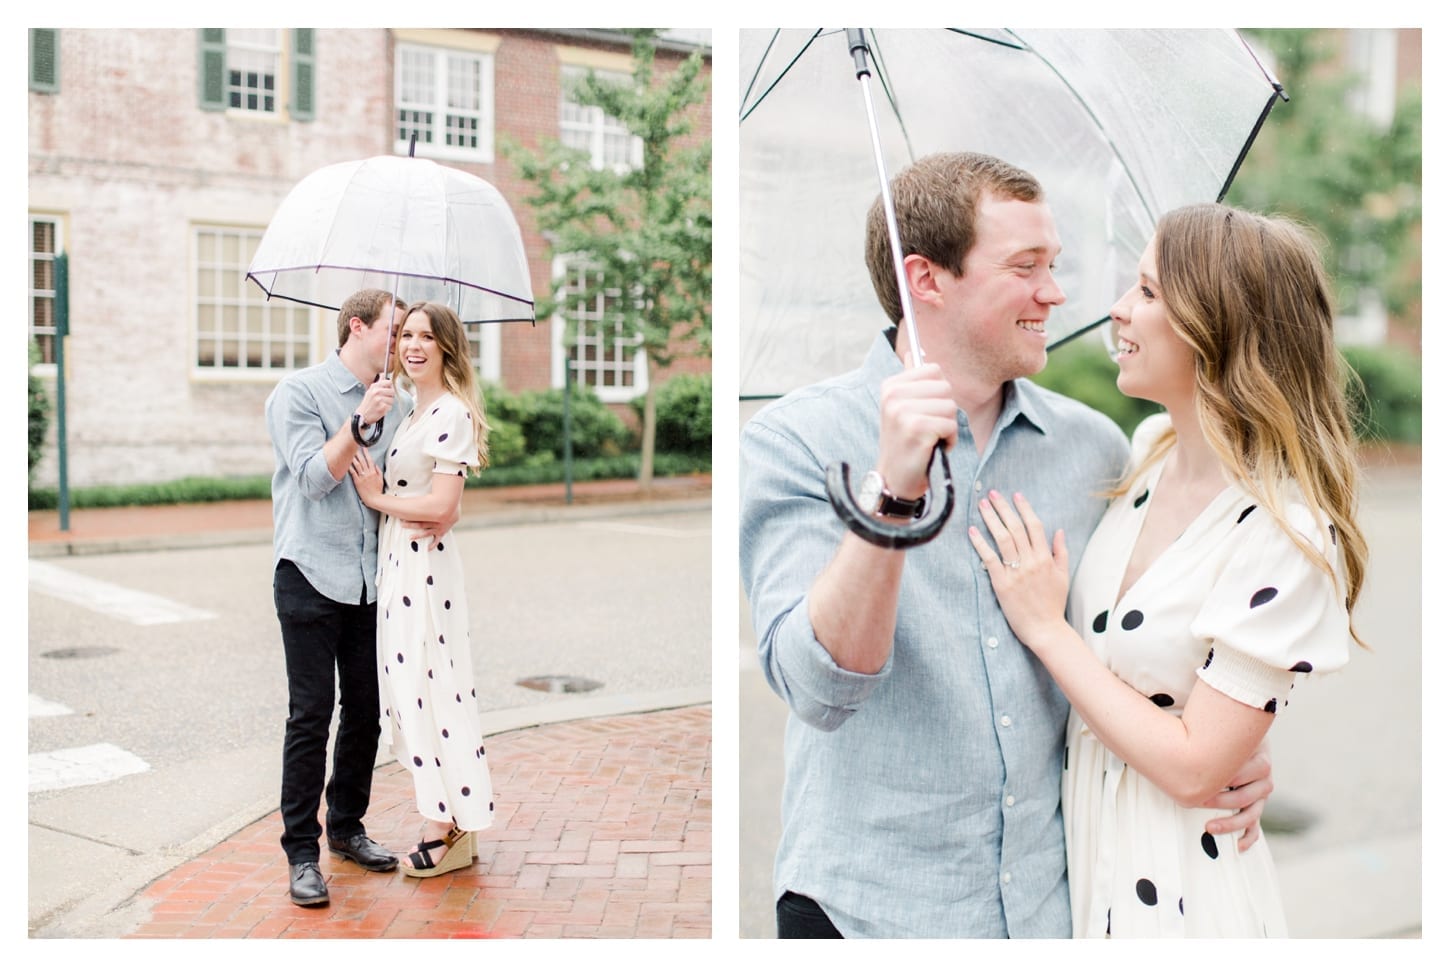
[195,226,313,372]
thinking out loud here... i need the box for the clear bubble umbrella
[740,27,1284,546]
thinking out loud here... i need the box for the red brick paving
[123,705,711,939]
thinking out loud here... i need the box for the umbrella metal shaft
[856,72,924,370]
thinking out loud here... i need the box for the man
[739,153,1272,938]
[265,288,458,906]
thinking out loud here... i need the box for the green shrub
[29,340,50,482]
[485,383,632,462]
[1030,336,1161,436]
[635,372,712,456]
[1342,344,1421,443]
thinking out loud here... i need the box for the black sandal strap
[408,838,448,870]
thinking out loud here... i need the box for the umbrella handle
[826,443,955,549]
[351,413,384,447]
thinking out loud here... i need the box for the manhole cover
[41,646,120,660]
[516,675,603,694]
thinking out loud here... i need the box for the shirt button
[974,480,984,493]
[1005,794,1016,807]
[1000,714,1012,728]
[1002,872,1013,884]
[987,637,999,649]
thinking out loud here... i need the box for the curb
[27,496,714,559]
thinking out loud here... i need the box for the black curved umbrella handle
[826,443,955,549]
[351,412,384,447]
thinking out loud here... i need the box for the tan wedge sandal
[402,826,476,878]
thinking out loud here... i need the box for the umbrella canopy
[739,28,1284,399]
[247,154,535,325]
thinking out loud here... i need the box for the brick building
[27,28,712,489]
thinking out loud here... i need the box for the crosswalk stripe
[30,743,151,793]
[28,560,217,625]
[577,521,710,538]
[29,694,73,718]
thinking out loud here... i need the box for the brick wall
[28,28,712,488]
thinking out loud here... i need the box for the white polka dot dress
[375,393,493,833]
[1062,414,1351,937]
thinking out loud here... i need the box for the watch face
[857,470,884,512]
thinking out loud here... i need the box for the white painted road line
[28,560,217,625]
[30,743,151,793]
[29,694,73,718]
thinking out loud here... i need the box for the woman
[349,301,494,878]
[967,203,1367,937]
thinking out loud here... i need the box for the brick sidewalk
[123,705,711,939]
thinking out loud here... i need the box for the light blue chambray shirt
[266,350,411,605]
[739,331,1130,938]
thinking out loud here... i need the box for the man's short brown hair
[865,152,1043,324]
[336,289,398,347]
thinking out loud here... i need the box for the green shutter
[199,28,226,111]
[30,29,59,93]
[291,28,315,121]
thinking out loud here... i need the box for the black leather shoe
[327,832,399,872]
[289,861,329,906]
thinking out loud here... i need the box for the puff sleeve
[1190,499,1352,714]
[421,395,480,478]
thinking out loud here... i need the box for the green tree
[1228,29,1421,325]
[505,30,711,489]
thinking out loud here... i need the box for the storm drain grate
[516,675,604,694]
[41,646,120,660]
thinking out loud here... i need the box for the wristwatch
[856,469,928,520]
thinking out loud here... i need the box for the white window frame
[464,321,502,385]
[192,225,318,379]
[394,42,496,163]
[1347,29,1399,130]
[225,28,282,116]
[559,65,643,173]
[549,255,647,403]
[29,214,62,374]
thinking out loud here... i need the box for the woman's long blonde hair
[1112,203,1368,647]
[392,301,490,471]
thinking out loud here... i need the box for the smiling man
[738,152,1273,938]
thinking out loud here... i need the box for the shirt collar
[862,328,1051,437]
[324,348,366,395]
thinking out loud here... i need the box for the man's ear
[903,253,944,308]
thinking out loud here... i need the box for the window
[559,66,642,171]
[199,29,312,118]
[1348,29,1399,130]
[30,28,58,93]
[225,29,281,113]
[551,257,646,402]
[395,43,495,161]
[463,325,502,385]
[29,216,61,366]
[195,227,315,373]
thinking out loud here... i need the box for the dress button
[1000,715,1012,728]
[987,637,999,649]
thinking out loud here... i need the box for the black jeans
[274,559,381,864]
[777,891,844,939]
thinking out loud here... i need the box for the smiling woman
[967,201,1368,938]
[350,300,493,878]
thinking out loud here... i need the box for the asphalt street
[27,506,710,936]
[737,464,1422,939]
